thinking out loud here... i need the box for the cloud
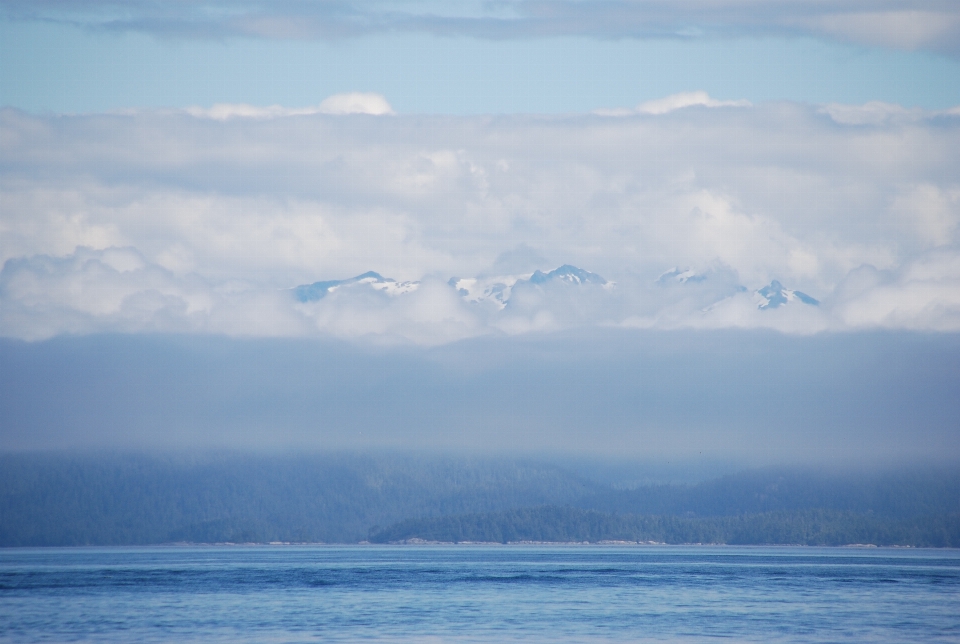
[805,8,960,54]
[4,1,960,55]
[818,101,927,126]
[184,93,394,119]
[6,329,960,460]
[834,248,960,330]
[184,104,326,120]
[635,92,751,115]
[0,247,311,340]
[317,93,395,116]
[297,277,486,345]
[594,91,751,116]
[1,100,960,342]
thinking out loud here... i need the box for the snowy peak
[448,274,527,309]
[293,270,816,313]
[756,280,819,310]
[451,265,608,309]
[657,267,708,285]
[530,265,607,286]
[293,271,419,302]
[294,264,608,308]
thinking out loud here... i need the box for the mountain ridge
[295,267,818,313]
[1,453,956,546]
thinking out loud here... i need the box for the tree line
[369,506,960,547]
[1,452,957,546]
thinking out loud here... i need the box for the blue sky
[1,1,959,460]
[2,3,960,114]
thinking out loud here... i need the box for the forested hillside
[1,453,957,546]
[0,453,594,545]
[576,468,960,518]
[369,506,960,547]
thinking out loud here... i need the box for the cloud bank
[184,93,395,120]
[4,330,959,461]
[1,96,959,343]
[4,1,960,55]
[595,91,752,116]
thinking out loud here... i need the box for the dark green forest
[0,453,593,545]
[1,452,958,547]
[369,506,960,547]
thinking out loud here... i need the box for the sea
[1,545,958,643]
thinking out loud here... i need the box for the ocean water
[1,545,958,643]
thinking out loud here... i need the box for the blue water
[1,546,959,643]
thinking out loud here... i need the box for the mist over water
[2,330,958,466]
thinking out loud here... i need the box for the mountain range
[292,271,419,302]
[294,265,818,311]
[755,279,820,309]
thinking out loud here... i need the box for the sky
[1,0,959,463]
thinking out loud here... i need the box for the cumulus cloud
[804,7,960,54]
[4,1,960,55]
[297,277,485,345]
[185,94,394,119]
[594,92,751,117]
[0,246,481,344]
[317,93,395,116]
[1,100,959,342]
[0,247,310,340]
[834,248,960,330]
[635,91,751,115]
[184,104,327,120]
[818,101,928,126]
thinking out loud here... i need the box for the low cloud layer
[596,91,752,116]
[1,97,959,343]
[3,331,959,462]
[3,1,960,55]
[184,93,395,120]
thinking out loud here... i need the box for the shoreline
[3,542,950,550]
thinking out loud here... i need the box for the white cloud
[0,246,486,344]
[804,9,960,53]
[636,92,751,115]
[317,93,395,116]
[2,102,960,342]
[653,190,815,287]
[184,93,394,120]
[819,101,925,126]
[888,184,959,248]
[594,92,750,117]
[0,247,311,340]
[297,278,485,345]
[835,248,960,330]
[185,104,323,120]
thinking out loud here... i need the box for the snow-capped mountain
[755,280,819,310]
[655,266,748,304]
[448,274,527,309]
[293,269,816,316]
[450,265,609,309]
[530,264,608,286]
[657,269,817,314]
[293,271,419,302]
[657,267,708,285]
